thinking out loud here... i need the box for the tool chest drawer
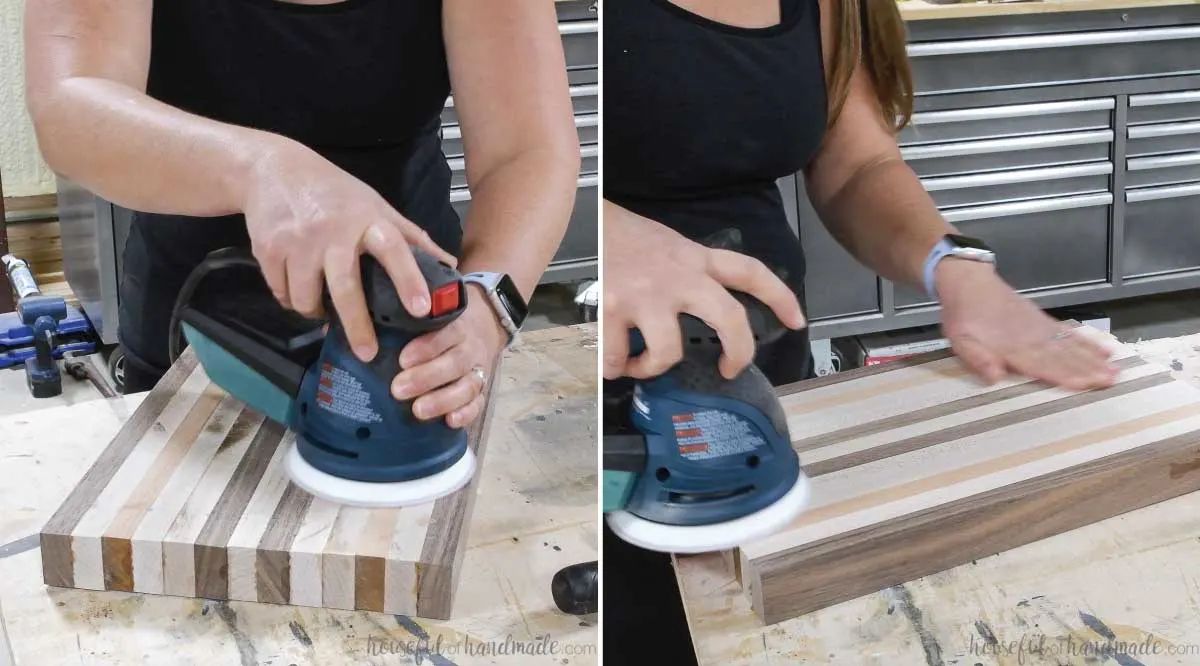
[561,20,598,70]
[1127,121,1200,158]
[1123,183,1200,278]
[447,144,596,189]
[898,99,1114,146]
[901,130,1113,178]
[922,163,1112,209]
[907,26,1200,94]
[1126,152,1200,188]
[895,194,1113,307]
[1129,90,1200,125]
[555,0,597,22]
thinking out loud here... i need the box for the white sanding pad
[285,441,476,508]
[606,473,810,554]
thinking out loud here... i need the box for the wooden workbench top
[0,324,598,666]
[676,331,1200,666]
[901,0,1200,21]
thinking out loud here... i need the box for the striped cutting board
[39,347,498,619]
[737,325,1200,625]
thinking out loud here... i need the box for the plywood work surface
[0,324,599,666]
[677,329,1200,665]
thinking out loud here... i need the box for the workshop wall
[0,0,55,198]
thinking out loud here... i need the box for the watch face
[946,234,992,252]
[496,274,528,327]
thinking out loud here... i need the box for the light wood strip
[128,391,244,595]
[39,352,197,588]
[385,502,437,615]
[70,362,211,590]
[322,508,373,611]
[225,434,293,602]
[161,407,265,597]
[288,498,341,608]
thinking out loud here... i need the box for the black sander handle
[552,561,598,615]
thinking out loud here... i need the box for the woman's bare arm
[24,0,291,217]
[802,0,954,291]
[442,0,582,301]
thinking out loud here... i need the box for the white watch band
[463,272,521,344]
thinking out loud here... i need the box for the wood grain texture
[737,326,1200,625]
[38,347,501,620]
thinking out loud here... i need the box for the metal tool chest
[444,0,598,285]
[789,5,1200,341]
[58,1,598,348]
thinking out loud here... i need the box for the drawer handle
[1128,152,1200,171]
[570,84,599,98]
[922,163,1112,192]
[450,174,597,203]
[581,144,599,158]
[1127,182,1200,203]
[910,99,1114,126]
[1130,90,1200,107]
[942,193,1112,223]
[443,116,597,143]
[908,26,1200,57]
[901,130,1112,160]
[560,20,598,36]
[1128,121,1200,140]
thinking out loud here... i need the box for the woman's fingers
[705,249,806,330]
[392,216,459,268]
[413,372,481,421]
[286,254,326,320]
[392,343,469,401]
[447,393,485,429]
[399,322,465,370]
[679,281,754,379]
[323,247,377,362]
[363,222,431,319]
[951,333,1006,385]
[623,308,684,379]
[602,292,631,380]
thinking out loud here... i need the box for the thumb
[951,334,1006,385]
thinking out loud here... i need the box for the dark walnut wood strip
[748,426,1200,624]
[804,370,1171,478]
[193,420,285,599]
[256,482,313,605]
[40,352,198,588]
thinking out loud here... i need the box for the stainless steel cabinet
[439,1,598,285]
[792,6,1200,341]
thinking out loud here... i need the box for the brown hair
[826,0,914,133]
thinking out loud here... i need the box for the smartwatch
[922,234,996,300]
[462,272,528,345]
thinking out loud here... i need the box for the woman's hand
[389,285,507,428]
[603,202,807,380]
[936,260,1119,390]
[242,139,459,363]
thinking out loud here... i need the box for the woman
[25,0,581,430]
[602,0,1119,662]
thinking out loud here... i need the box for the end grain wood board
[38,348,499,619]
[737,326,1200,625]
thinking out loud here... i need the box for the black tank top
[133,0,460,267]
[603,0,828,294]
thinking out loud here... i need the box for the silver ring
[469,365,487,386]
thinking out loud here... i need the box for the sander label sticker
[316,362,383,424]
[671,410,764,460]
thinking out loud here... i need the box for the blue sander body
[603,292,810,553]
[172,247,474,507]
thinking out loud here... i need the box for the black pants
[603,327,814,665]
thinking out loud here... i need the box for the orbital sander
[170,246,474,507]
[603,290,810,553]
